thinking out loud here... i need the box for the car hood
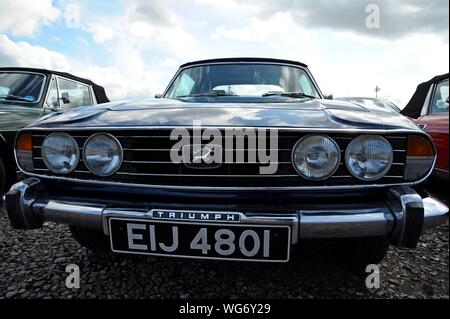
[28,98,419,131]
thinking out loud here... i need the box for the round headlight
[292,135,340,180]
[42,133,80,174]
[345,135,393,181]
[83,133,123,176]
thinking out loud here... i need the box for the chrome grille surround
[15,126,426,190]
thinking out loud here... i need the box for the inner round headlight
[345,135,393,181]
[83,133,123,176]
[292,135,340,180]
[42,133,80,174]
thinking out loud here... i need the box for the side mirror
[60,92,70,104]
[155,94,162,99]
[323,93,334,100]
[446,96,449,104]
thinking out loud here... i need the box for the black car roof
[0,67,110,103]
[1,67,94,85]
[401,73,449,119]
[180,57,308,68]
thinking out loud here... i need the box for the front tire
[0,157,6,195]
[336,236,389,268]
[69,225,110,251]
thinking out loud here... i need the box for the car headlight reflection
[292,134,341,180]
[83,133,123,176]
[41,133,80,174]
[345,135,393,181]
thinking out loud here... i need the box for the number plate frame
[108,218,291,263]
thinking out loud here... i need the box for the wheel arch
[0,133,17,185]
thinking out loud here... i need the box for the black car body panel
[4,58,448,263]
[30,98,417,130]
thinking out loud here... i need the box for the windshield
[0,72,45,103]
[165,63,321,99]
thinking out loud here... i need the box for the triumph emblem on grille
[183,144,222,169]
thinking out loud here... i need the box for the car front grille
[30,129,408,188]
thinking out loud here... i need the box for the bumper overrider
[4,177,448,248]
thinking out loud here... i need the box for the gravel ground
[0,182,448,299]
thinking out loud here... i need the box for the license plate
[109,218,291,262]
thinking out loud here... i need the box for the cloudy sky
[0,0,448,107]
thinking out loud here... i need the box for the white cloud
[202,0,449,107]
[201,0,449,40]
[1,0,447,108]
[61,0,200,59]
[124,0,177,27]
[0,34,168,101]
[63,2,81,29]
[61,2,115,43]
[77,63,172,100]
[205,4,448,108]
[59,0,207,101]
[195,0,258,13]
[77,36,89,47]
[128,21,156,39]
[0,0,60,37]
[76,65,127,99]
[1,0,188,101]
[161,57,180,68]
[211,13,301,42]
[87,23,115,43]
[306,32,449,108]
[0,34,69,70]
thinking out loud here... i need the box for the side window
[0,86,9,96]
[58,78,92,110]
[44,77,60,108]
[170,73,195,98]
[430,79,449,114]
[299,74,315,96]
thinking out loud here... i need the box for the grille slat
[122,160,292,164]
[116,172,300,178]
[30,129,408,188]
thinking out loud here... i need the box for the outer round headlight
[42,133,80,174]
[292,135,340,180]
[83,133,123,176]
[345,135,393,181]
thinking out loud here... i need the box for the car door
[416,79,449,175]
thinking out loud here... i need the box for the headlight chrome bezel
[291,134,341,181]
[83,133,123,177]
[41,132,80,174]
[345,135,393,181]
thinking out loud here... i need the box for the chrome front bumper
[4,178,449,247]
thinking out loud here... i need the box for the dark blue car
[5,58,448,266]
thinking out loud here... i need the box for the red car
[402,73,449,179]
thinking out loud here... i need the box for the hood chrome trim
[21,126,424,134]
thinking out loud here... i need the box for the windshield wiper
[177,91,236,98]
[261,91,317,99]
[0,94,32,102]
